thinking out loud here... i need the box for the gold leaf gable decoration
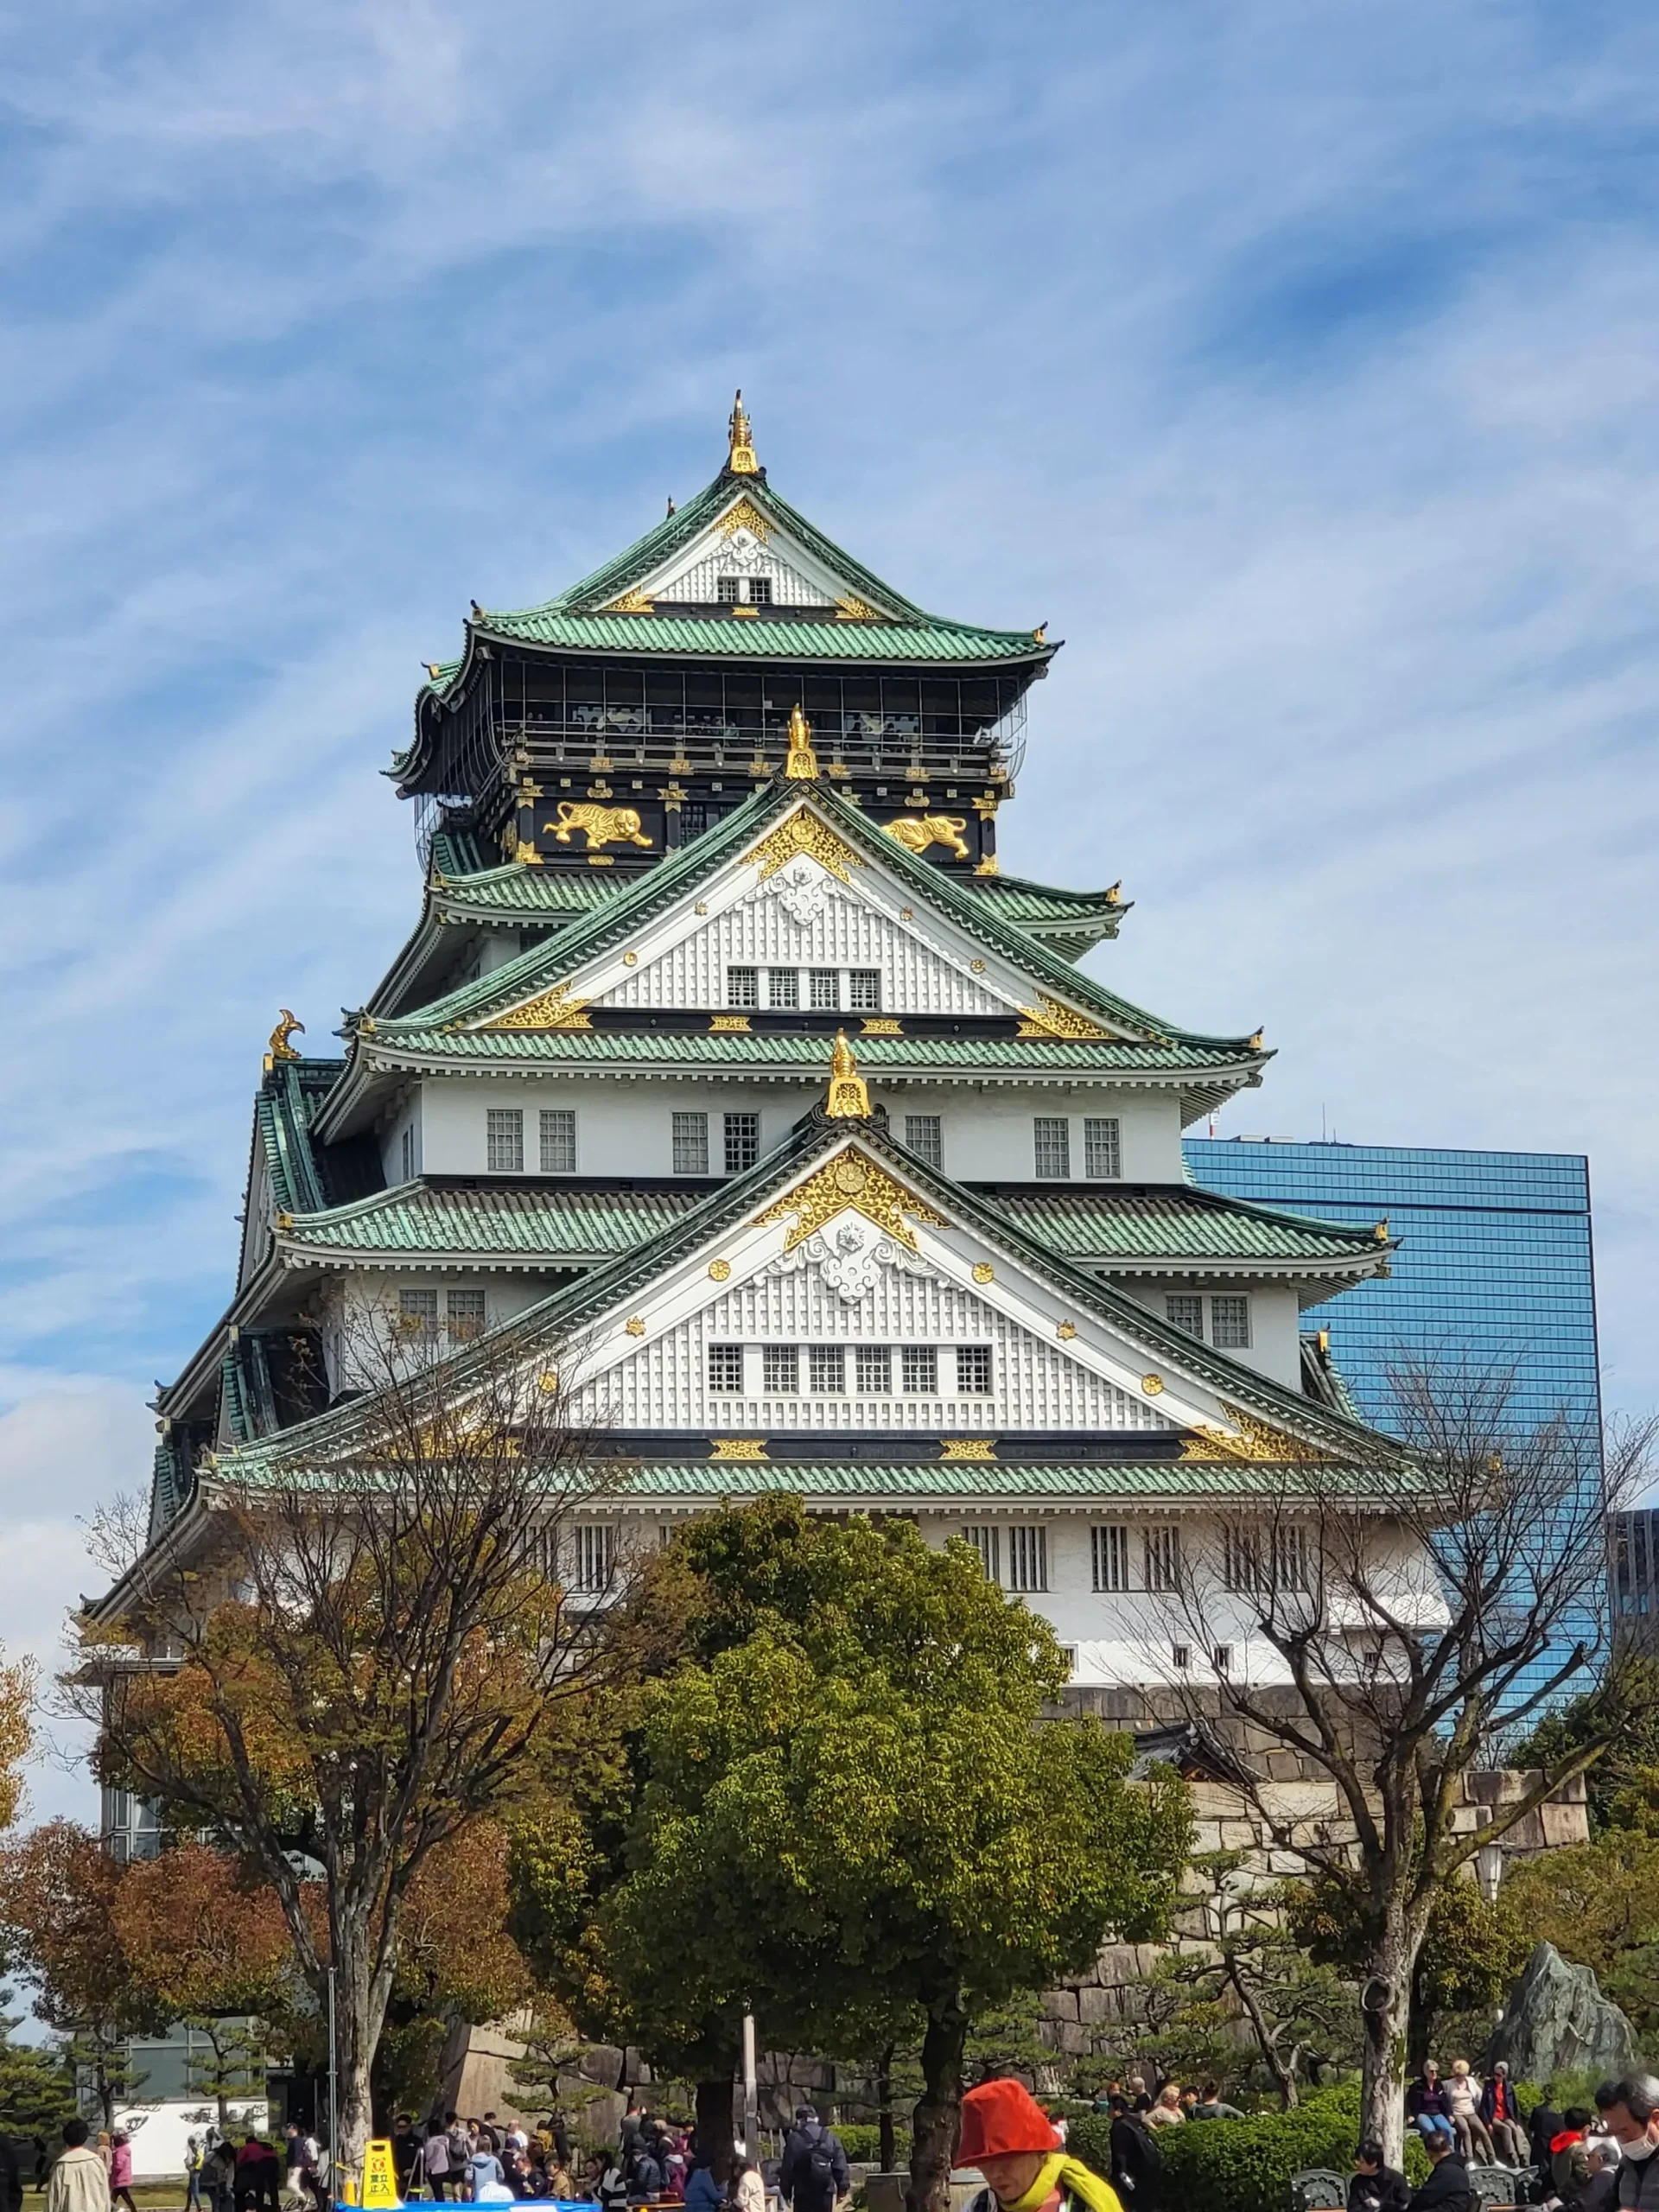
[718,495,773,543]
[480,982,593,1032]
[604,587,655,613]
[1179,1404,1337,1464]
[750,1147,947,1255]
[1015,994,1116,1041]
[743,806,861,886]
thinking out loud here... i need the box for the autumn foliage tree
[0,1656,32,1836]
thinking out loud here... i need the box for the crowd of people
[1351,2070,1659,2212]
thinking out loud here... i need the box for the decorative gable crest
[750,1148,948,1255]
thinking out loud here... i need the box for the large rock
[1485,1942,1637,2082]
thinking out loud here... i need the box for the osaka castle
[124,396,1416,1694]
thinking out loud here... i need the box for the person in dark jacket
[1408,2124,1473,2212]
[1408,2067,1455,2137]
[1480,2066,1529,2169]
[1530,2108,1564,2177]
[1594,2075,1659,2212]
[1350,2141,1411,2212]
[1565,2141,1619,2212]
[1106,2097,1160,2209]
[779,2107,850,2212]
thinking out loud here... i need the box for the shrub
[833,2125,911,2166]
[1070,2088,1423,2212]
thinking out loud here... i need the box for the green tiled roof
[471,610,1042,664]
[605,1460,1405,1501]
[973,877,1126,926]
[432,862,628,920]
[255,1060,340,1215]
[279,1176,1382,1271]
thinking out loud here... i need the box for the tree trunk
[1224,1956,1297,2109]
[878,2044,897,2176]
[696,2077,738,2183]
[1360,1924,1417,2171]
[907,1995,968,2212]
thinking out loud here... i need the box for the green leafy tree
[583,1498,1192,2212]
[1499,1830,1659,2044]
[0,2020,75,2137]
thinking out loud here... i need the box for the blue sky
[3,1,1658,1821]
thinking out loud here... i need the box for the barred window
[1084,1116,1122,1179]
[1091,1523,1132,1593]
[672,1111,709,1175]
[447,1289,486,1343]
[1223,1528,1265,1593]
[767,968,799,1009]
[848,969,881,1011]
[855,1344,891,1395]
[1033,1117,1070,1179]
[708,1343,744,1394]
[905,1114,942,1167]
[539,1108,576,1174]
[955,1344,992,1395]
[398,1288,439,1341]
[727,965,760,1008]
[900,1344,938,1394]
[717,575,741,604]
[1171,1642,1192,1671]
[1166,1295,1205,1339]
[1211,1294,1251,1349]
[1274,1524,1312,1592]
[747,575,772,606]
[1144,1524,1181,1594]
[963,1526,1001,1581]
[809,1344,845,1394]
[1006,1524,1049,1594]
[400,1124,416,1181]
[486,1107,524,1173]
[809,969,841,1010]
[762,1344,798,1395]
[1213,1644,1232,1676]
[570,1523,616,1596]
[724,1111,760,1173]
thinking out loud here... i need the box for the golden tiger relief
[544,803,653,850]
[883,813,971,861]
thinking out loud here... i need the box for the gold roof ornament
[784,704,819,781]
[1374,1217,1390,1243]
[727,389,760,475]
[264,1009,304,1070]
[825,1031,871,1119]
[1248,1028,1265,1051]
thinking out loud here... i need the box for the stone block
[574,2044,625,2088]
[1077,1986,1117,2025]
[1039,1988,1079,2022]
[1053,2022,1091,2055]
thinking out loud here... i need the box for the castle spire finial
[825,1031,871,1121]
[784,703,818,781]
[727,389,760,476]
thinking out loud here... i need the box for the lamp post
[742,2010,759,2165]
[1476,1844,1505,1905]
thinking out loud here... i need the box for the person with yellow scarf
[959,2080,1128,2212]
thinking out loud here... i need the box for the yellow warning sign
[361,2140,400,2211]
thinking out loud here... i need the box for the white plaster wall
[878,1084,1185,1182]
[327,1270,550,1389]
[1119,1279,1305,1390]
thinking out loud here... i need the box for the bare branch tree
[67,1306,640,2176]
[1154,1356,1656,2163]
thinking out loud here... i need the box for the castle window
[400,1124,416,1181]
[717,576,741,605]
[905,1114,942,1167]
[955,1344,992,1394]
[708,1344,744,1394]
[724,1111,760,1173]
[727,965,759,1008]
[855,1344,891,1394]
[900,1344,938,1394]
[398,1288,439,1343]
[1211,1294,1251,1349]
[747,576,772,606]
[1143,1524,1181,1594]
[848,969,881,1011]
[1033,1117,1070,1179]
[963,1526,1001,1581]
[809,1344,845,1394]
[768,968,799,1009]
[446,1289,486,1344]
[539,1108,576,1174]
[809,969,841,1010]
[673,1112,709,1175]
[486,1108,524,1173]
[570,1523,616,1596]
[1084,1116,1122,1179]
[1166,1295,1205,1339]
[1223,1529,1265,1593]
[1091,1523,1132,1593]
[762,1344,798,1395]
[1005,1524,1049,1594]
[1172,1643,1192,1671]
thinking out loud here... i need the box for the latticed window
[717,575,741,604]
[708,1344,744,1394]
[762,1344,798,1394]
[398,1288,439,1342]
[905,1114,942,1166]
[808,1344,845,1393]
[727,965,759,1007]
[673,1112,709,1175]
[900,1344,938,1394]
[809,969,841,1010]
[1091,1523,1132,1593]
[569,1523,616,1596]
[1211,1294,1251,1349]
[747,575,772,606]
[1143,1524,1181,1593]
[768,968,799,1008]
[539,1108,576,1173]
[724,1112,760,1173]
[1084,1116,1122,1179]
[1006,1525,1048,1594]
[486,1108,524,1173]
[1166,1295,1205,1339]
[1033,1117,1070,1179]
[446,1289,486,1343]
[855,1344,891,1394]
[955,1344,992,1395]
[848,969,881,1011]
[963,1526,1001,1581]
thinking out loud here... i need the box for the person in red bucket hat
[958,2080,1125,2212]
